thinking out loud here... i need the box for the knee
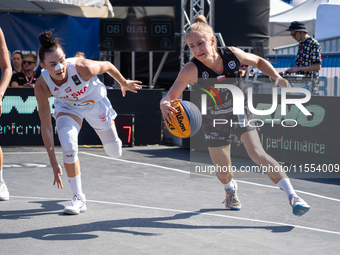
[56,116,80,164]
[103,140,122,158]
[63,150,78,164]
[95,123,122,158]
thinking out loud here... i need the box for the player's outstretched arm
[34,76,64,189]
[230,46,291,89]
[160,62,196,124]
[75,59,142,97]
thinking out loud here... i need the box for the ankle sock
[276,178,298,200]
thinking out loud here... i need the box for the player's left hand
[284,67,299,74]
[274,77,293,95]
[120,80,142,97]
[274,77,291,88]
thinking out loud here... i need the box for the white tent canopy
[270,0,293,16]
[0,0,114,18]
[269,0,340,37]
[315,3,340,39]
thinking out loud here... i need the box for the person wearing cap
[284,21,321,94]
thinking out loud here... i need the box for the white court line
[3,152,53,154]
[80,151,190,174]
[80,151,340,203]
[10,195,340,236]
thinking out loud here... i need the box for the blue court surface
[1,145,340,254]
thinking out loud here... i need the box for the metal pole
[210,0,215,29]
[114,51,120,88]
[152,52,169,86]
[149,52,153,89]
[131,51,135,80]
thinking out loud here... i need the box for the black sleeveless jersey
[191,46,242,120]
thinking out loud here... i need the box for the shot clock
[100,6,175,52]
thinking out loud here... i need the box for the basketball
[166,100,202,138]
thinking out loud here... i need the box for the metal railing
[273,36,340,55]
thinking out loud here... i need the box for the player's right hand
[160,99,181,124]
[52,164,64,189]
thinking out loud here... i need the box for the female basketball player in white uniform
[35,31,142,215]
[0,28,12,201]
[160,15,310,216]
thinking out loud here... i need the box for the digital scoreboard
[100,6,175,52]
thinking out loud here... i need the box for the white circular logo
[228,61,236,69]
[202,71,209,79]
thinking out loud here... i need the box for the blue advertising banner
[0,12,100,67]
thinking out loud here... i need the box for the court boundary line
[79,151,340,203]
[10,195,340,236]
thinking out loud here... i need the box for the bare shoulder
[179,61,197,78]
[228,46,246,57]
[75,58,99,80]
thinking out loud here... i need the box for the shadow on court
[1,145,339,254]
[0,205,294,241]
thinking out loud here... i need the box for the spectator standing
[284,21,321,94]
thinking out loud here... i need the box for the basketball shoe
[0,181,9,201]
[223,180,241,210]
[290,195,310,216]
[63,194,87,215]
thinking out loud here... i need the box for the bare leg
[240,129,287,184]
[208,145,233,184]
[64,159,80,177]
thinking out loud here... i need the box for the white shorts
[53,96,117,130]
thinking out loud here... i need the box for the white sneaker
[222,180,241,210]
[290,196,310,216]
[63,194,87,215]
[0,181,9,201]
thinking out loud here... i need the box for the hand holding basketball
[164,100,202,138]
[160,98,181,124]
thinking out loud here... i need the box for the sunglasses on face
[23,60,35,65]
[290,32,298,37]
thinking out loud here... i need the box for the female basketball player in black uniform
[160,15,310,216]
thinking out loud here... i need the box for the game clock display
[100,6,175,52]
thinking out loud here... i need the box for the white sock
[276,178,297,199]
[224,179,236,193]
[0,169,3,182]
[68,173,83,197]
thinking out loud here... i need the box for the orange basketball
[166,100,202,138]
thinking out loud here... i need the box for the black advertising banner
[184,90,340,166]
[230,94,339,166]
[0,88,163,147]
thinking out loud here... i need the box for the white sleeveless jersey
[41,57,107,107]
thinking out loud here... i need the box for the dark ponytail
[38,30,62,62]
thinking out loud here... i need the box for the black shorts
[202,107,255,147]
